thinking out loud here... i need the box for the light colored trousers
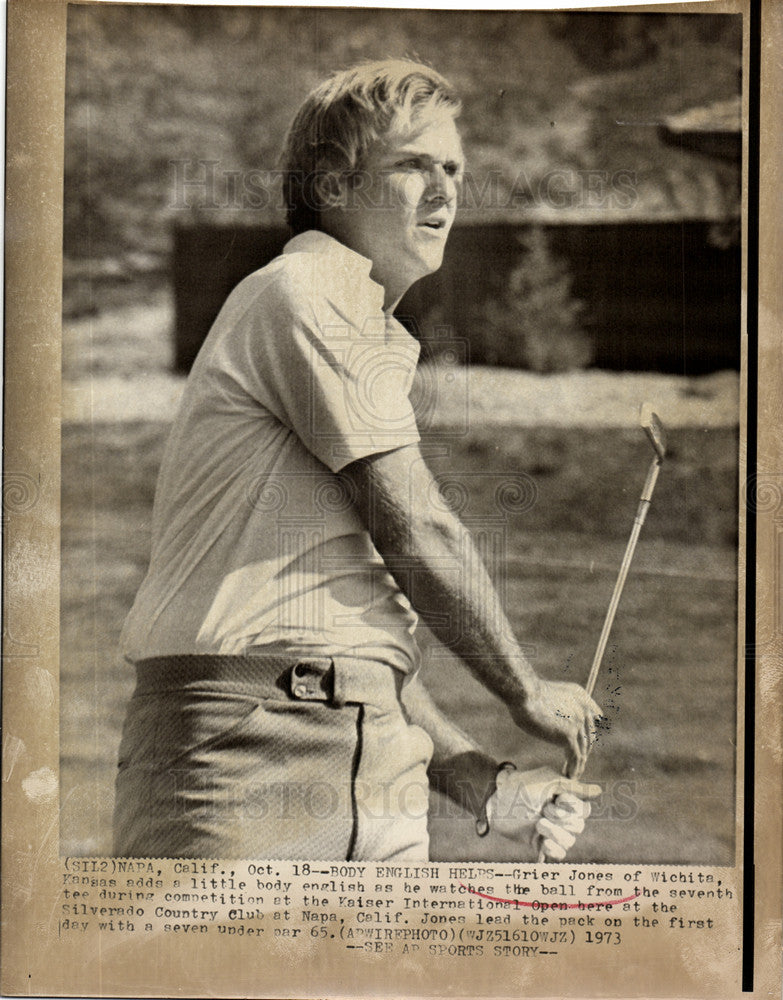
[112,654,433,860]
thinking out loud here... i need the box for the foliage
[476,228,593,372]
[63,8,742,264]
[550,11,742,72]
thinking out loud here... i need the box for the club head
[640,403,667,463]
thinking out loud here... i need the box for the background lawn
[60,418,738,864]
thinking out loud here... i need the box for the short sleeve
[233,267,421,473]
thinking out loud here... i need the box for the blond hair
[281,59,461,234]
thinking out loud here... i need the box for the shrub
[477,227,593,372]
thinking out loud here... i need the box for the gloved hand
[485,765,601,860]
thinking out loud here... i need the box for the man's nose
[425,163,455,204]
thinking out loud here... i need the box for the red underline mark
[459,883,640,909]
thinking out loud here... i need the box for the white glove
[485,765,601,860]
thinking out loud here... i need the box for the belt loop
[289,658,334,702]
[330,657,346,707]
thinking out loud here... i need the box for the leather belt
[133,653,404,709]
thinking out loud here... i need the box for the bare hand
[486,766,601,858]
[510,678,603,777]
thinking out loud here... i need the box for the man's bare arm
[339,443,601,772]
[403,672,602,856]
[401,675,498,818]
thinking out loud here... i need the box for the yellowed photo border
[2,1,780,997]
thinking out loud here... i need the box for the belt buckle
[289,658,334,702]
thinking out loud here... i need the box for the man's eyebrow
[390,147,465,167]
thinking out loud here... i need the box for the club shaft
[537,457,661,863]
[585,459,660,696]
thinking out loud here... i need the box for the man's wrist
[475,761,517,837]
[502,658,540,704]
[520,668,542,701]
[427,749,501,820]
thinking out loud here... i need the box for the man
[114,60,603,861]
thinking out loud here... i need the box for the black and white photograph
[57,5,745,869]
[8,1,783,997]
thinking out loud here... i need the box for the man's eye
[397,158,424,170]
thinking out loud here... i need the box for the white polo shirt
[120,231,422,672]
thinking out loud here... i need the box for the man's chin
[412,247,447,279]
[391,244,449,295]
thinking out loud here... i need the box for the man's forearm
[341,446,537,707]
[381,500,541,710]
[402,677,499,820]
[340,445,600,769]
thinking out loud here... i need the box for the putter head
[640,403,667,463]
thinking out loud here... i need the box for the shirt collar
[283,230,386,311]
[282,230,418,362]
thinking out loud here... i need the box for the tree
[480,227,593,372]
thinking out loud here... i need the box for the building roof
[658,97,742,161]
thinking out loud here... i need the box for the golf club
[582,403,667,709]
[536,403,667,861]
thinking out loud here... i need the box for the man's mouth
[418,217,447,231]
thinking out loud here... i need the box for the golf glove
[485,764,601,859]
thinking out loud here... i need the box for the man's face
[336,112,464,307]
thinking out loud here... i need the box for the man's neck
[317,223,408,315]
[373,275,404,315]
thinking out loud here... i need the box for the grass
[60,420,738,863]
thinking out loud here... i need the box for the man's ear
[313,170,347,210]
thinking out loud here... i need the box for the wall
[172,221,740,374]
